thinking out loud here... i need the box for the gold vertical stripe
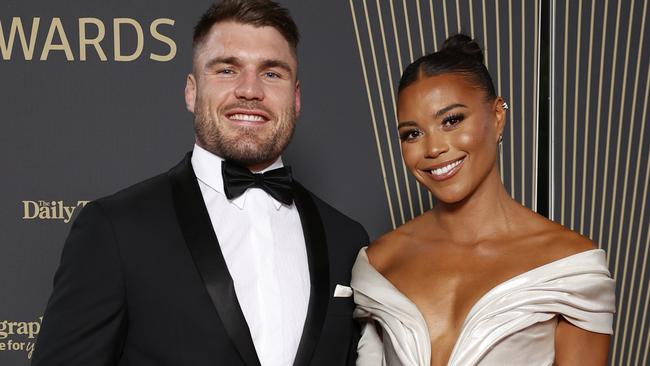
[442,0,450,39]
[640,242,650,366]
[480,0,495,192]
[579,1,596,236]
[570,0,583,231]
[612,0,645,362]
[532,0,539,212]
[589,0,609,241]
[621,5,650,365]
[598,0,623,257]
[603,0,631,281]
[402,0,416,61]
[495,0,504,179]
[361,0,406,225]
[349,0,397,228]
[550,0,556,220]
[560,0,569,226]
[507,0,516,200]
[395,0,426,215]
[415,0,426,54]
[429,0,439,51]
[468,0,475,38]
[429,0,439,50]
[480,0,497,198]
[520,0,526,207]
[374,0,416,221]
[630,64,650,366]
[607,0,635,278]
[389,0,405,82]
[388,0,405,85]
[455,0,461,33]
[631,196,650,364]
[482,0,489,69]
[612,0,650,364]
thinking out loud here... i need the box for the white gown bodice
[351,247,615,366]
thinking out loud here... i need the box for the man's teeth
[431,159,463,176]
[229,114,265,122]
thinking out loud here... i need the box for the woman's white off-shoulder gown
[351,247,615,366]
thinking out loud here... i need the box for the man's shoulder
[97,172,170,206]
[92,155,189,215]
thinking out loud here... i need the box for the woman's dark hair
[398,34,496,101]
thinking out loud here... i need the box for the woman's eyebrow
[435,103,468,118]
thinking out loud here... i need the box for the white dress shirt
[191,144,310,366]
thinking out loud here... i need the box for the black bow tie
[222,160,294,205]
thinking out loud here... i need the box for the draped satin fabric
[351,247,615,366]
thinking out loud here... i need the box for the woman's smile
[421,156,466,181]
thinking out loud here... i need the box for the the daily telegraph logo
[0,317,42,360]
[22,200,90,223]
[1,17,176,62]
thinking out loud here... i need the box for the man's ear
[295,79,301,118]
[185,74,197,113]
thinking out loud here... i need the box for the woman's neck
[431,166,519,245]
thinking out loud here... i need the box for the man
[32,1,368,365]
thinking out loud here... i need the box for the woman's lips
[422,156,466,181]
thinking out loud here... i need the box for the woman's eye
[442,114,464,128]
[399,129,422,142]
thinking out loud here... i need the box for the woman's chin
[435,196,465,206]
[431,188,469,206]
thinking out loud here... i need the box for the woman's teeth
[431,158,463,176]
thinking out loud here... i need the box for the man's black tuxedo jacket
[32,154,368,366]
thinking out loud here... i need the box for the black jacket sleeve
[347,222,369,366]
[32,202,127,366]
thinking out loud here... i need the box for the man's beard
[193,101,296,167]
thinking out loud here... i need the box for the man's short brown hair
[193,0,300,55]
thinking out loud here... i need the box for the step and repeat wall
[1,1,647,365]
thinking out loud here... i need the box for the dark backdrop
[1,1,648,365]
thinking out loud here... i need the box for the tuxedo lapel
[292,182,330,366]
[169,153,261,366]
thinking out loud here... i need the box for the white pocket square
[333,284,353,297]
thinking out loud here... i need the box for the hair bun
[440,34,484,63]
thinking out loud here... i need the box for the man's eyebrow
[434,103,468,118]
[260,59,294,76]
[204,56,241,70]
[397,121,418,129]
[203,57,294,76]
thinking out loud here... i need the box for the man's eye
[264,71,280,78]
[218,69,235,75]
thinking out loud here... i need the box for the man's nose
[234,70,264,100]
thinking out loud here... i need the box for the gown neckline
[355,247,605,364]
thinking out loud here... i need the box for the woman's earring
[498,134,504,145]
[502,102,509,110]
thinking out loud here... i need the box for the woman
[351,34,615,366]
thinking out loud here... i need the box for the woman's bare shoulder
[366,215,431,273]
[520,213,599,262]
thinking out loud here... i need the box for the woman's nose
[424,133,449,159]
